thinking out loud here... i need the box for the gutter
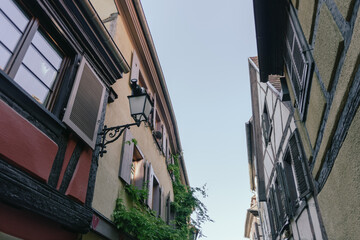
[79,0,130,73]
[132,0,189,186]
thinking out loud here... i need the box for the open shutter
[162,127,167,154]
[289,131,311,198]
[147,164,154,208]
[275,164,289,228]
[63,57,106,149]
[130,51,140,81]
[267,193,277,238]
[284,5,313,118]
[151,94,157,129]
[119,128,134,185]
[166,193,171,224]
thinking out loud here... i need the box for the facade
[244,195,262,240]
[246,57,323,240]
[0,0,187,239]
[85,0,188,239]
[250,0,360,239]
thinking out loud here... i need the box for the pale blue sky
[141,1,257,239]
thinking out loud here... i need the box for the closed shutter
[130,51,140,81]
[289,131,311,198]
[63,57,106,149]
[119,128,134,184]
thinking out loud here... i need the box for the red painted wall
[0,100,58,182]
[0,202,77,240]
[65,145,93,204]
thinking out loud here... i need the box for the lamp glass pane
[128,95,146,115]
[144,97,152,120]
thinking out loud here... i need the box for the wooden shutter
[166,193,171,224]
[130,51,140,81]
[275,164,289,227]
[63,57,106,149]
[151,94,157,129]
[267,193,277,237]
[289,131,311,198]
[147,164,154,208]
[119,128,134,185]
[162,127,167,154]
[284,6,313,118]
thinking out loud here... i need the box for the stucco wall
[90,1,174,220]
[318,106,360,240]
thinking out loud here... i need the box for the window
[284,3,313,120]
[277,130,312,217]
[146,163,163,217]
[0,0,64,106]
[0,0,107,149]
[261,103,272,145]
[119,129,164,217]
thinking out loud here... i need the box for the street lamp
[97,79,153,157]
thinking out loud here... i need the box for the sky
[140,1,258,239]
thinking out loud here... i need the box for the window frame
[283,2,314,120]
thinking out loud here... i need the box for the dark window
[284,3,313,120]
[261,103,272,145]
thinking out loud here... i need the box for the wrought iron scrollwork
[97,122,139,157]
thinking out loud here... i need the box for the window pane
[32,31,62,69]
[14,64,50,104]
[23,45,58,89]
[0,44,11,69]
[0,11,22,51]
[0,0,28,32]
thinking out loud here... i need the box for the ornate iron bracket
[97,122,140,157]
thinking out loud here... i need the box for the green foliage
[124,183,148,203]
[113,154,212,240]
[125,138,138,145]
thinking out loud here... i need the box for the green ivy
[112,154,212,240]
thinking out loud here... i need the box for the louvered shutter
[289,131,311,198]
[284,6,313,118]
[119,128,134,185]
[130,51,140,81]
[267,194,277,237]
[63,57,106,149]
[275,164,289,228]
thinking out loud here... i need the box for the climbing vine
[112,154,212,240]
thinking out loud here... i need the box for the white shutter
[147,164,154,208]
[119,128,135,185]
[130,51,140,81]
[63,57,106,149]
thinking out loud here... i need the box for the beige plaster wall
[313,10,360,178]
[90,2,174,220]
[297,0,317,43]
[317,106,360,240]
